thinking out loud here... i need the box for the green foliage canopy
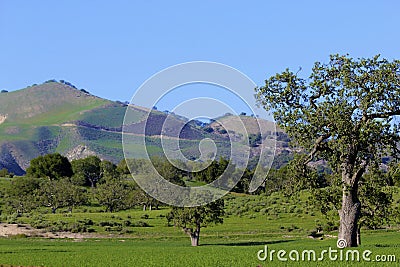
[26,153,73,180]
[71,156,102,187]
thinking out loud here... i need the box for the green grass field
[0,191,399,267]
[0,226,398,266]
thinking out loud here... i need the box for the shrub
[48,221,89,233]
[0,168,9,177]
[105,225,123,232]
[48,221,67,232]
[133,221,150,227]
[123,220,132,227]
[70,223,87,233]
[120,229,133,234]
[78,218,94,226]
[248,214,256,219]
[99,221,122,227]
[219,129,227,134]
[204,127,214,133]
[309,230,323,238]
[99,221,112,227]
[324,221,338,232]
[7,213,21,224]
[9,234,27,239]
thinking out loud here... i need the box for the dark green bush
[133,220,150,227]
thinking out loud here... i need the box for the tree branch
[182,227,194,236]
[366,110,400,120]
[351,159,369,186]
[304,133,332,165]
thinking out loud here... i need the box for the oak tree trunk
[338,186,361,247]
[190,229,200,246]
[185,224,201,246]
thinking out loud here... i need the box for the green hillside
[0,82,118,174]
[0,82,108,125]
[0,81,286,175]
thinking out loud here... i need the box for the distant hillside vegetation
[0,81,290,175]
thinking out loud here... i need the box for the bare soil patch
[0,223,107,239]
[0,114,6,125]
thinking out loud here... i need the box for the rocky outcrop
[65,144,97,161]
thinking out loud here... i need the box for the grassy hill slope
[0,82,115,174]
[0,82,288,175]
[0,82,108,125]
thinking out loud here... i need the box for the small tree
[95,177,135,212]
[193,158,227,183]
[0,168,9,177]
[100,160,118,179]
[27,153,73,180]
[168,199,224,246]
[116,159,130,175]
[5,176,40,215]
[134,187,160,211]
[39,178,87,213]
[255,54,400,247]
[150,156,185,186]
[71,156,102,187]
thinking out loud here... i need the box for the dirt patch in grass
[0,114,6,125]
[0,223,110,239]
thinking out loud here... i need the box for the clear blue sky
[1,1,399,117]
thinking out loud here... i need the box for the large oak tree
[255,54,400,247]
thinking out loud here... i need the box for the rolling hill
[0,81,290,175]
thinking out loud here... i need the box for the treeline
[1,152,399,232]
[1,154,142,215]
[43,79,90,94]
[0,153,257,216]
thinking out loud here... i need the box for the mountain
[0,81,290,175]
